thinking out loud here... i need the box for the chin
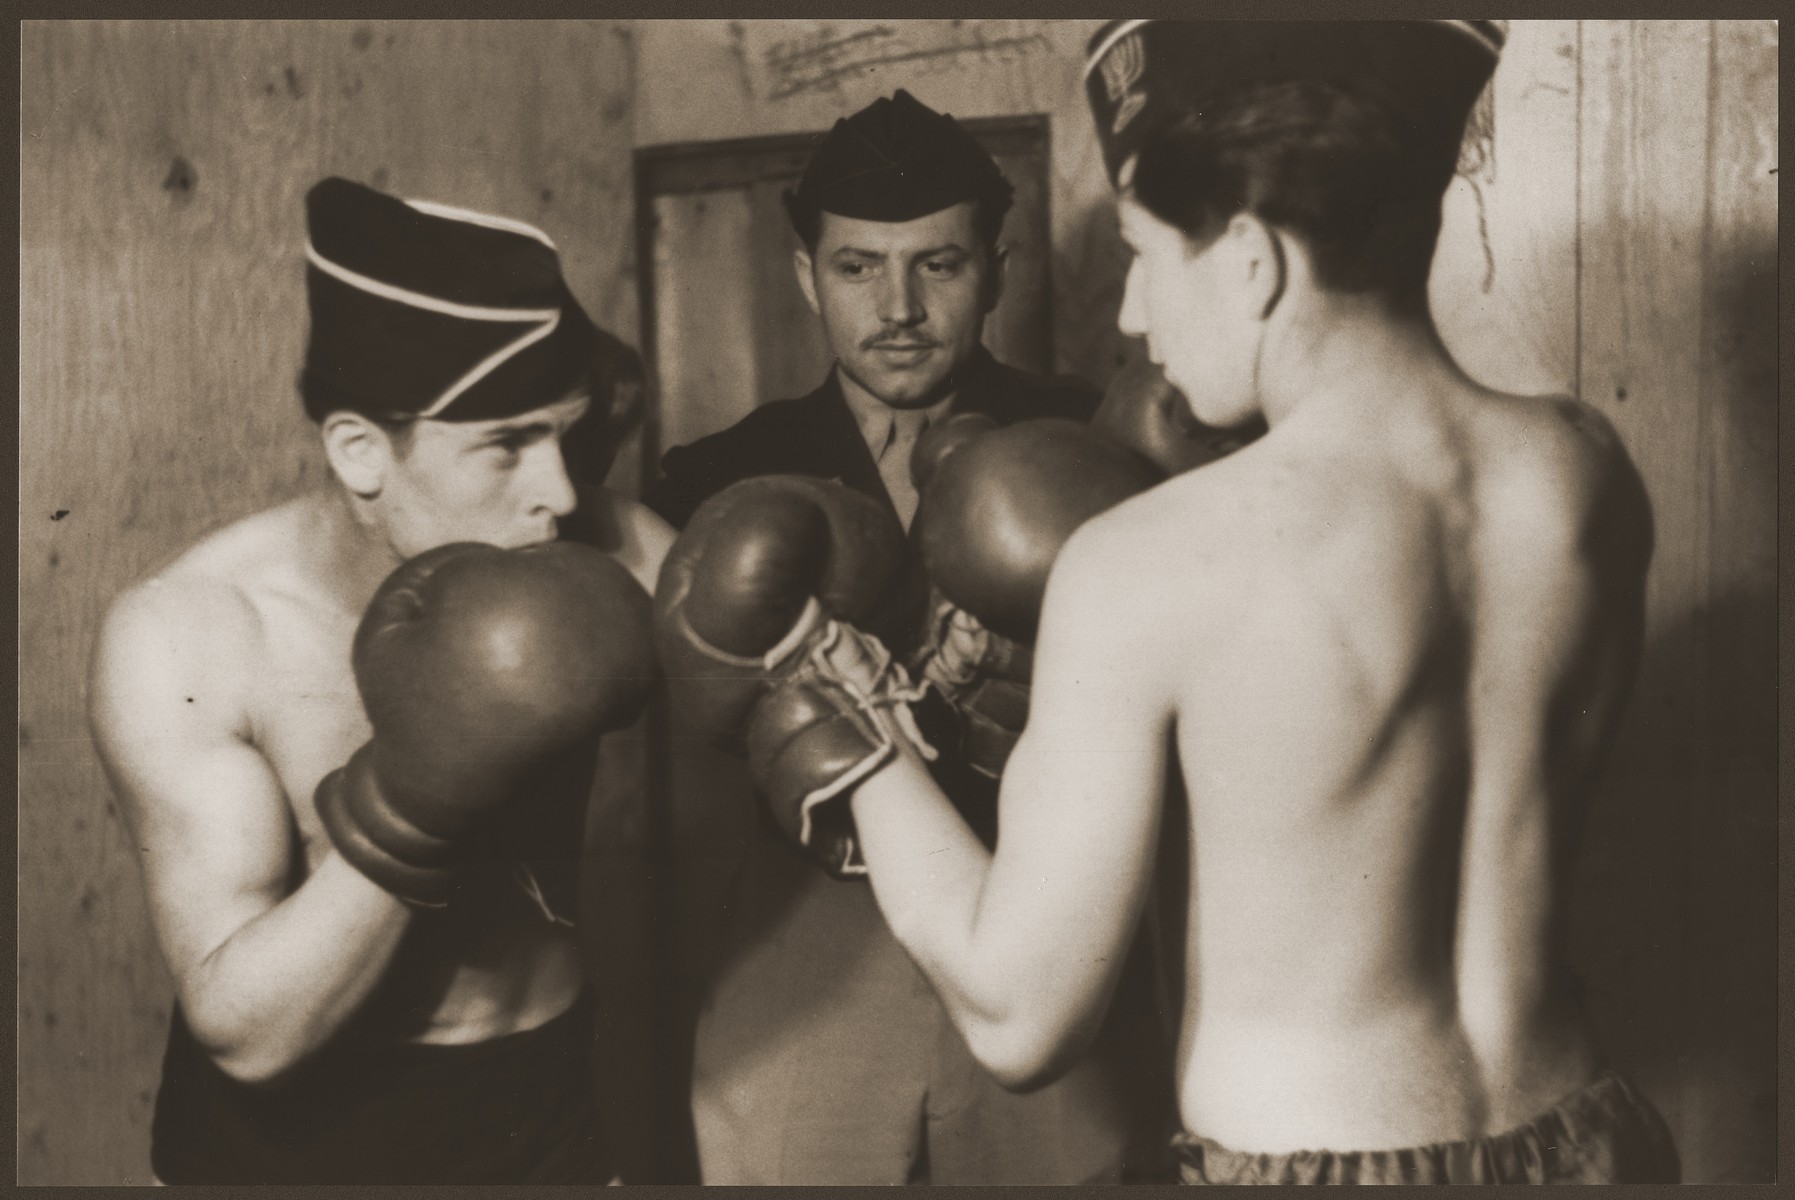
[1174,379,1247,431]
[844,354,938,402]
[881,370,955,408]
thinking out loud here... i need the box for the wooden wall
[1567,21,1778,1184]
[1435,21,1776,1183]
[18,19,1777,1185]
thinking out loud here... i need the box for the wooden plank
[1680,18,1778,1184]
[984,142,1055,375]
[1569,17,1714,1170]
[19,20,636,1183]
[651,189,764,450]
[743,177,835,407]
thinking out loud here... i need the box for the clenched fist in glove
[915,594,1033,781]
[655,476,936,877]
[910,417,1161,775]
[315,541,658,908]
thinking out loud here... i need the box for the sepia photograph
[17,17,1777,1185]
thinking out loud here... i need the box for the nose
[1117,259,1148,338]
[880,269,925,328]
[530,440,580,522]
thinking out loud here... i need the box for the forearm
[178,853,412,1082]
[849,747,1016,1032]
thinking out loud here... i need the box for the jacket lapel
[800,371,901,521]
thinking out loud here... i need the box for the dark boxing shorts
[150,992,610,1184]
[1171,1071,1679,1185]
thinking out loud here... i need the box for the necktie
[879,411,928,529]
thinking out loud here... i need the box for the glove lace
[808,620,939,763]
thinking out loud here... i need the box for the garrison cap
[785,89,1013,231]
[1084,20,1505,186]
[300,176,607,423]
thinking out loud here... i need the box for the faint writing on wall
[761,22,1050,101]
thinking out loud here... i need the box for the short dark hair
[560,330,647,487]
[298,368,421,456]
[1130,80,1461,303]
[363,410,420,458]
[784,190,1012,259]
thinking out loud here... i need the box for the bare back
[1136,383,1651,1153]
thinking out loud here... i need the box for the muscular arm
[89,581,411,1083]
[851,521,1172,1087]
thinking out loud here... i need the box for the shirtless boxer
[88,177,673,1184]
[803,21,1679,1185]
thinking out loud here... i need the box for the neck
[1257,293,1462,428]
[299,484,409,617]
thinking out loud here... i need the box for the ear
[1223,211,1286,322]
[982,244,1008,315]
[793,246,821,317]
[321,411,394,498]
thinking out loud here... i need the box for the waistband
[1171,1070,1680,1185]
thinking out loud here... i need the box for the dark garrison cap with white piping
[299,176,607,423]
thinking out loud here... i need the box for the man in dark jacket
[643,90,1171,1185]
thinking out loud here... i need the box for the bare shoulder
[1475,390,1653,568]
[1489,391,1632,475]
[569,484,676,594]
[1055,458,1265,626]
[89,505,299,748]
[1105,447,1290,564]
[92,563,263,733]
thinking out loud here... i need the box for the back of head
[783,89,1014,254]
[559,323,647,487]
[1085,21,1504,304]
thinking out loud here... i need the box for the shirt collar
[836,366,959,455]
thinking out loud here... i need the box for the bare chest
[243,616,368,868]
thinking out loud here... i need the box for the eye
[921,258,961,278]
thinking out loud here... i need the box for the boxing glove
[914,418,1162,646]
[655,476,934,876]
[315,541,657,907]
[910,418,1158,777]
[914,591,1034,780]
[910,419,1028,778]
[910,411,999,493]
[1091,353,1265,477]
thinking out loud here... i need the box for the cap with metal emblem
[1084,20,1505,187]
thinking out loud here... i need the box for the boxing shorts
[1170,1070,1679,1184]
[149,991,611,1183]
